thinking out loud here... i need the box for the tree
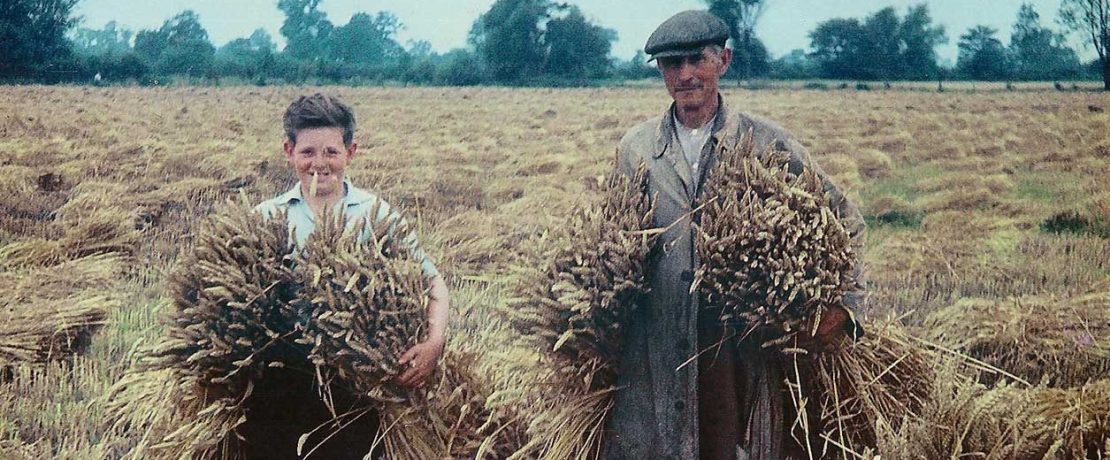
[1059,0,1110,89]
[0,0,80,80]
[469,0,550,82]
[326,12,405,67]
[135,10,216,77]
[858,7,902,80]
[769,48,819,79]
[71,21,133,57]
[278,0,334,61]
[544,6,616,79]
[1010,4,1081,80]
[809,4,947,81]
[72,21,149,82]
[214,29,276,80]
[898,5,947,80]
[436,49,486,85]
[705,0,768,79]
[809,18,866,78]
[957,25,1010,80]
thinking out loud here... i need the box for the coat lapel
[652,111,696,203]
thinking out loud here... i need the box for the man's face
[283,127,356,198]
[657,47,732,112]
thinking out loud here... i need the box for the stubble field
[0,85,1107,458]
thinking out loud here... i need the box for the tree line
[2,0,1107,89]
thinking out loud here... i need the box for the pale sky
[73,0,1096,64]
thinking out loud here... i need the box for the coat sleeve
[780,136,868,337]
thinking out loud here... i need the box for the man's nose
[678,59,697,80]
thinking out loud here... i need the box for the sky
[73,0,1097,65]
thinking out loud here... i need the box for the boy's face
[283,127,357,199]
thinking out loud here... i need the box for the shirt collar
[654,93,727,158]
[278,179,371,208]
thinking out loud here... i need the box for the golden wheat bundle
[695,134,857,341]
[147,200,300,391]
[0,254,121,366]
[786,320,938,458]
[295,204,463,460]
[108,201,298,459]
[102,368,246,460]
[495,167,653,460]
[506,376,615,460]
[924,281,1110,388]
[434,340,529,459]
[296,204,428,404]
[875,372,1110,459]
[0,295,113,366]
[501,166,653,379]
[0,205,138,268]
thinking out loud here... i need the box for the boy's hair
[282,93,356,146]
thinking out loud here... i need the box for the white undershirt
[676,120,713,175]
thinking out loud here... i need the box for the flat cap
[644,10,729,60]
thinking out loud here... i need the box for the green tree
[72,21,149,82]
[705,0,769,79]
[544,6,616,79]
[326,12,405,67]
[809,18,866,78]
[858,7,902,80]
[1009,4,1081,80]
[769,48,819,79]
[809,5,946,81]
[436,49,486,85]
[1058,0,1109,89]
[0,0,80,80]
[71,21,133,56]
[278,0,334,61]
[469,0,550,82]
[957,25,1010,80]
[135,10,216,77]
[898,5,947,80]
[214,29,276,80]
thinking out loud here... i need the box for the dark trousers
[698,315,809,460]
[237,366,381,460]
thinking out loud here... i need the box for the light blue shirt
[254,180,440,278]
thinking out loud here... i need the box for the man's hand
[393,335,445,388]
[797,305,852,352]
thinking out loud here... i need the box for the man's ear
[719,48,733,76]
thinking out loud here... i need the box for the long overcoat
[603,98,865,460]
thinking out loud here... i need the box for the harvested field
[0,86,1107,458]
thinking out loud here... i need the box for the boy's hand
[394,335,445,388]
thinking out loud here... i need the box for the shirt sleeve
[363,198,441,279]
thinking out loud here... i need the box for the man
[605,10,865,460]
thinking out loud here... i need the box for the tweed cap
[644,10,729,60]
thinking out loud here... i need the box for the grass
[0,86,1107,458]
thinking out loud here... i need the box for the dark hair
[282,93,356,146]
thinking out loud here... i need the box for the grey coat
[603,98,865,460]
